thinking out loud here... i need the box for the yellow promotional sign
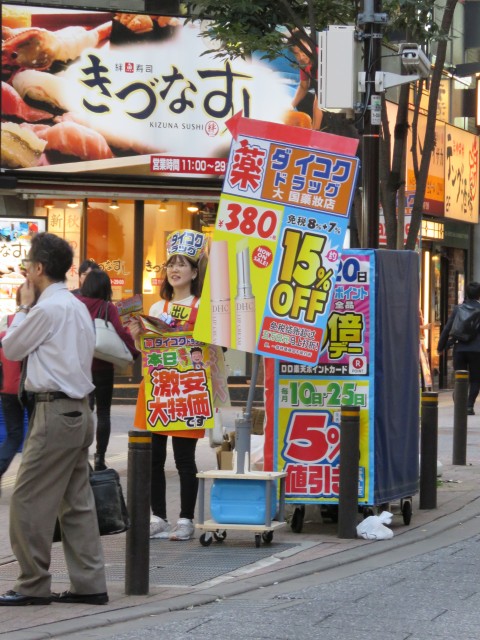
[141,332,214,432]
[194,114,359,365]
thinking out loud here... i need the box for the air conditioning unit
[318,25,360,111]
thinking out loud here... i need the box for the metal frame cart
[196,469,287,547]
[264,250,420,533]
[196,355,287,548]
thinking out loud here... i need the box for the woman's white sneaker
[169,518,194,541]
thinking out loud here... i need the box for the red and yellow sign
[195,114,360,365]
[141,332,214,432]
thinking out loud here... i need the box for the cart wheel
[213,530,227,542]
[199,533,213,546]
[262,531,274,544]
[255,533,261,548]
[291,505,305,533]
[401,499,412,525]
[362,507,375,519]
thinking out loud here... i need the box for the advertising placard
[0,217,46,315]
[264,251,375,505]
[141,332,214,432]
[194,115,359,364]
[444,124,479,223]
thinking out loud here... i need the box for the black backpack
[451,302,480,343]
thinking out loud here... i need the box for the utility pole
[357,0,387,249]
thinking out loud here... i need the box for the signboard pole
[234,354,260,474]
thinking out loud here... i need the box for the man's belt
[34,391,72,402]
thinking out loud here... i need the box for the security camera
[399,43,431,79]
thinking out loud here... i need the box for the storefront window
[143,201,194,314]
[86,200,135,302]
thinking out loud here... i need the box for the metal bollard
[338,406,360,539]
[125,430,152,595]
[452,370,469,465]
[420,392,438,509]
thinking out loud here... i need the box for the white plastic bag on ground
[356,511,394,540]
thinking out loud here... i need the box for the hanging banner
[264,251,375,506]
[194,114,360,365]
[444,124,479,223]
[141,332,214,432]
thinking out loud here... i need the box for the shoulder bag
[94,302,134,368]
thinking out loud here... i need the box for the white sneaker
[149,515,171,539]
[169,518,195,541]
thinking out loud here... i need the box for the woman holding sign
[130,230,208,542]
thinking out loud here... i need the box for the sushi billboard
[1,4,311,180]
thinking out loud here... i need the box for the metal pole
[358,0,384,249]
[419,392,438,509]
[125,430,152,595]
[452,371,468,465]
[338,405,360,539]
[452,370,469,465]
[234,354,260,474]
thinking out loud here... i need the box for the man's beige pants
[9,397,107,597]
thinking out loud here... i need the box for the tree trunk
[405,0,458,249]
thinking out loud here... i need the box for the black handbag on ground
[53,467,130,542]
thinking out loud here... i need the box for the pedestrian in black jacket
[438,281,480,415]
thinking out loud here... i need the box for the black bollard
[420,392,438,509]
[338,406,360,539]
[125,430,152,595]
[452,370,469,465]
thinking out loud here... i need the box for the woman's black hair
[79,259,100,276]
[159,254,206,301]
[81,269,112,301]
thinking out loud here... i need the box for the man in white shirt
[0,233,108,606]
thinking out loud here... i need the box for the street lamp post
[358,0,387,249]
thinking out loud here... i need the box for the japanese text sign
[263,251,375,505]
[1,5,307,180]
[194,115,360,365]
[141,332,214,432]
[444,124,479,223]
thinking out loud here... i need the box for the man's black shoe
[468,407,475,415]
[0,590,52,606]
[51,590,109,605]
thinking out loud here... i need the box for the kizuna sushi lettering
[80,55,251,119]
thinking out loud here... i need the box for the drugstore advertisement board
[194,114,359,365]
[264,251,375,505]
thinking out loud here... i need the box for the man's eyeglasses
[21,259,33,269]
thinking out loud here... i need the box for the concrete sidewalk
[1,391,480,639]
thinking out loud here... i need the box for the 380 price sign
[216,198,281,240]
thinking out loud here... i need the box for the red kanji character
[180,371,206,394]
[229,140,265,191]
